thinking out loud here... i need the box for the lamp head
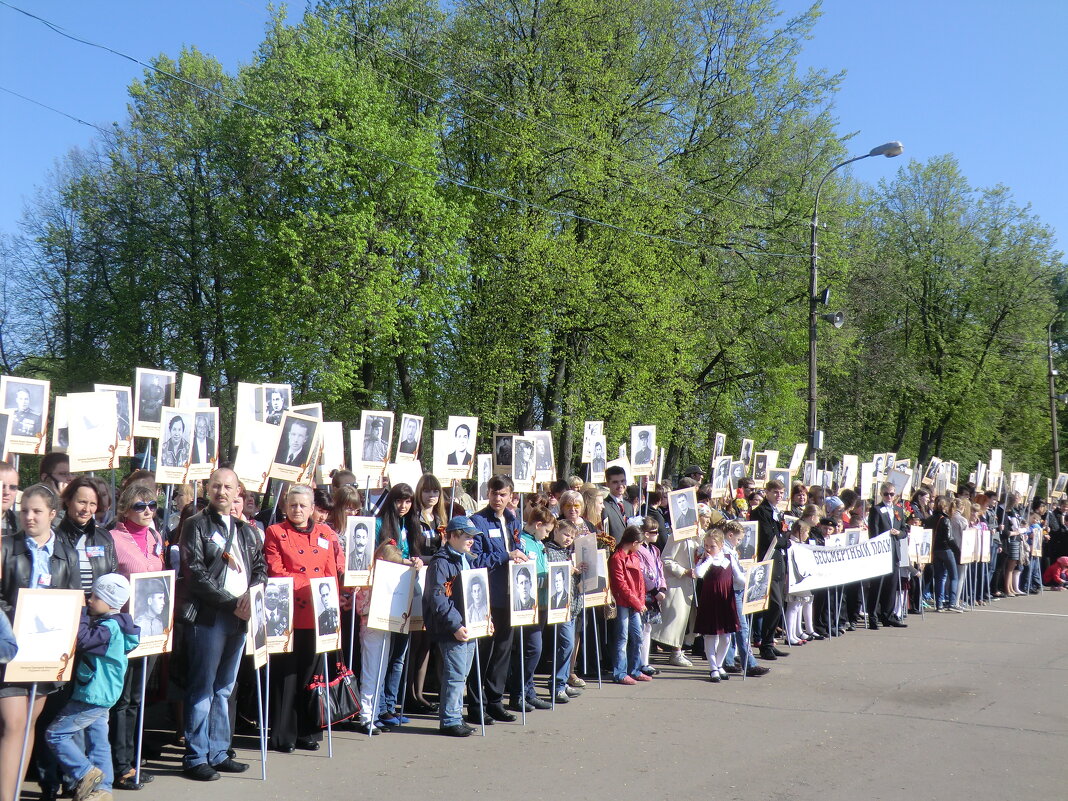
[869,141,904,158]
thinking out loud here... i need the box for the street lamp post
[808,141,904,452]
[1048,318,1062,476]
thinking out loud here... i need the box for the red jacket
[264,520,340,629]
[609,547,646,611]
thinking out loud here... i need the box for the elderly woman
[57,476,119,596]
[109,483,166,789]
[263,485,341,753]
[0,484,80,801]
[558,490,590,688]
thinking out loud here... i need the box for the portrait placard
[0,413,10,461]
[802,459,816,487]
[668,487,699,540]
[385,461,422,491]
[343,516,375,587]
[860,462,875,500]
[233,420,280,493]
[5,589,84,682]
[265,577,294,654]
[630,425,656,475]
[713,432,726,460]
[736,521,759,567]
[960,526,978,565]
[581,421,603,463]
[0,376,50,455]
[395,414,423,461]
[51,395,68,453]
[94,385,133,457]
[989,448,1003,476]
[841,455,858,491]
[729,460,746,491]
[234,382,258,445]
[178,373,201,409]
[477,454,492,505]
[462,568,492,639]
[133,368,176,439]
[128,570,175,658]
[887,468,911,499]
[741,560,773,616]
[444,415,478,476]
[546,561,571,624]
[492,433,514,475]
[524,430,556,482]
[947,460,959,492]
[157,406,194,485]
[574,533,599,593]
[509,561,538,627]
[511,435,537,493]
[843,526,867,546]
[589,435,607,483]
[360,410,394,467]
[764,450,779,469]
[753,452,769,482]
[581,549,611,608]
[1031,530,1043,557]
[768,468,791,489]
[244,582,268,669]
[66,391,118,473]
[366,560,416,634]
[739,438,754,468]
[908,526,932,566]
[315,421,347,485]
[1054,472,1068,499]
[257,383,292,426]
[269,412,320,484]
[310,576,341,652]
[921,457,942,487]
[710,456,731,498]
[788,443,807,474]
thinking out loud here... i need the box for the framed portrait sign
[908,526,932,567]
[310,576,342,653]
[291,402,323,420]
[840,455,858,491]
[589,435,607,483]
[177,373,201,409]
[960,527,978,565]
[668,487,699,541]
[788,443,807,475]
[0,375,50,455]
[234,382,258,446]
[729,460,746,492]
[712,432,726,461]
[574,533,599,593]
[443,416,477,477]
[741,560,773,616]
[94,385,133,457]
[581,550,611,608]
[736,521,759,567]
[156,407,194,485]
[524,430,556,483]
[980,528,993,564]
[739,438,754,468]
[183,407,218,482]
[546,562,571,625]
[51,395,68,453]
[244,582,269,669]
[510,435,537,493]
[802,460,816,487]
[0,412,10,461]
[315,421,346,485]
[630,425,656,475]
[581,421,603,463]
[753,452,769,482]
[257,383,292,426]
[476,454,492,506]
[128,570,175,658]
[360,410,394,467]
[859,462,875,500]
[234,420,280,494]
[921,457,942,487]
[366,560,417,635]
[710,456,731,499]
[1054,472,1068,499]
[264,577,294,654]
[407,565,429,632]
[989,448,1003,476]
[509,561,538,627]
[462,568,492,639]
[493,434,515,476]
[395,413,423,461]
[343,516,375,587]
[768,469,791,490]
[132,368,176,439]
[5,589,84,682]
[66,391,118,473]
[269,412,320,484]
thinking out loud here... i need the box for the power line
[0,84,113,136]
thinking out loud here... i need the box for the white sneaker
[669,651,693,667]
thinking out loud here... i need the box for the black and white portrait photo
[477,454,492,504]
[446,417,475,466]
[1,377,47,438]
[527,430,555,476]
[260,384,291,426]
[274,416,315,467]
[465,573,490,625]
[712,456,731,494]
[512,437,536,486]
[549,565,570,610]
[581,420,603,463]
[396,413,423,459]
[251,583,268,652]
[631,425,655,468]
[191,410,217,465]
[737,521,758,562]
[713,432,726,461]
[159,410,193,468]
[754,452,769,482]
[312,577,340,637]
[128,570,176,657]
[133,368,176,438]
[265,579,292,638]
[669,488,698,531]
[511,563,536,612]
[739,438,754,468]
[494,434,514,472]
[95,384,132,444]
[743,561,772,610]
[360,411,393,464]
[345,517,373,573]
[591,436,607,476]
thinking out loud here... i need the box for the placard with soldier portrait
[128,571,175,658]
[94,384,133,457]
[133,368,176,439]
[0,375,49,455]
[360,410,394,467]
[264,577,294,654]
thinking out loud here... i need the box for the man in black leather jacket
[178,468,266,781]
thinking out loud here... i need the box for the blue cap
[446,515,477,535]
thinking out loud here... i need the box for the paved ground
[44,592,1068,800]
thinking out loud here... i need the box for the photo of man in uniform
[133,577,169,636]
[265,581,290,637]
[315,580,339,636]
[512,565,535,611]
[9,387,42,437]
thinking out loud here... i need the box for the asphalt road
[67,592,1068,801]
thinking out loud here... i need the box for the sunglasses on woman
[131,501,158,512]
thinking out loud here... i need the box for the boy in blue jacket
[46,573,140,801]
[424,516,481,737]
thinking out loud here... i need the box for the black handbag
[306,662,361,729]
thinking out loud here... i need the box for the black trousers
[269,629,323,748]
[466,606,513,710]
[759,560,786,646]
[110,654,157,776]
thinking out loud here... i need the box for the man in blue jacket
[465,475,529,724]
[424,516,481,737]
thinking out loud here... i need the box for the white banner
[787,533,894,592]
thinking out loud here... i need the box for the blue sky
[1,1,1065,254]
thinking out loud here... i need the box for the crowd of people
[0,450,1064,799]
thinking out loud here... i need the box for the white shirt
[219,515,249,598]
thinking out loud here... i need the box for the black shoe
[758,647,778,661]
[868,621,880,630]
[526,696,552,710]
[464,713,493,726]
[441,724,473,737]
[508,699,535,713]
[886,617,908,628]
[807,632,827,640]
[270,744,295,754]
[770,646,789,657]
[564,686,582,697]
[353,721,381,735]
[183,764,220,782]
[486,703,517,722]
[39,785,59,801]
[406,698,438,714]
[845,622,856,631]
[295,738,320,751]
[707,673,721,683]
[723,663,743,675]
[210,758,249,773]
[745,665,770,677]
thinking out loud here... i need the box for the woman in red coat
[608,526,648,685]
[263,485,340,752]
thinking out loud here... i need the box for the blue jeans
[183,613,246,768]
[934,550,958,608]
[437,639,475,728]
[1024,555,1042,592]
[45,700,113,791]
[553,620,575,692]
[725,589,758,669]
[379,631,409,718]
[613,606,642,680]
